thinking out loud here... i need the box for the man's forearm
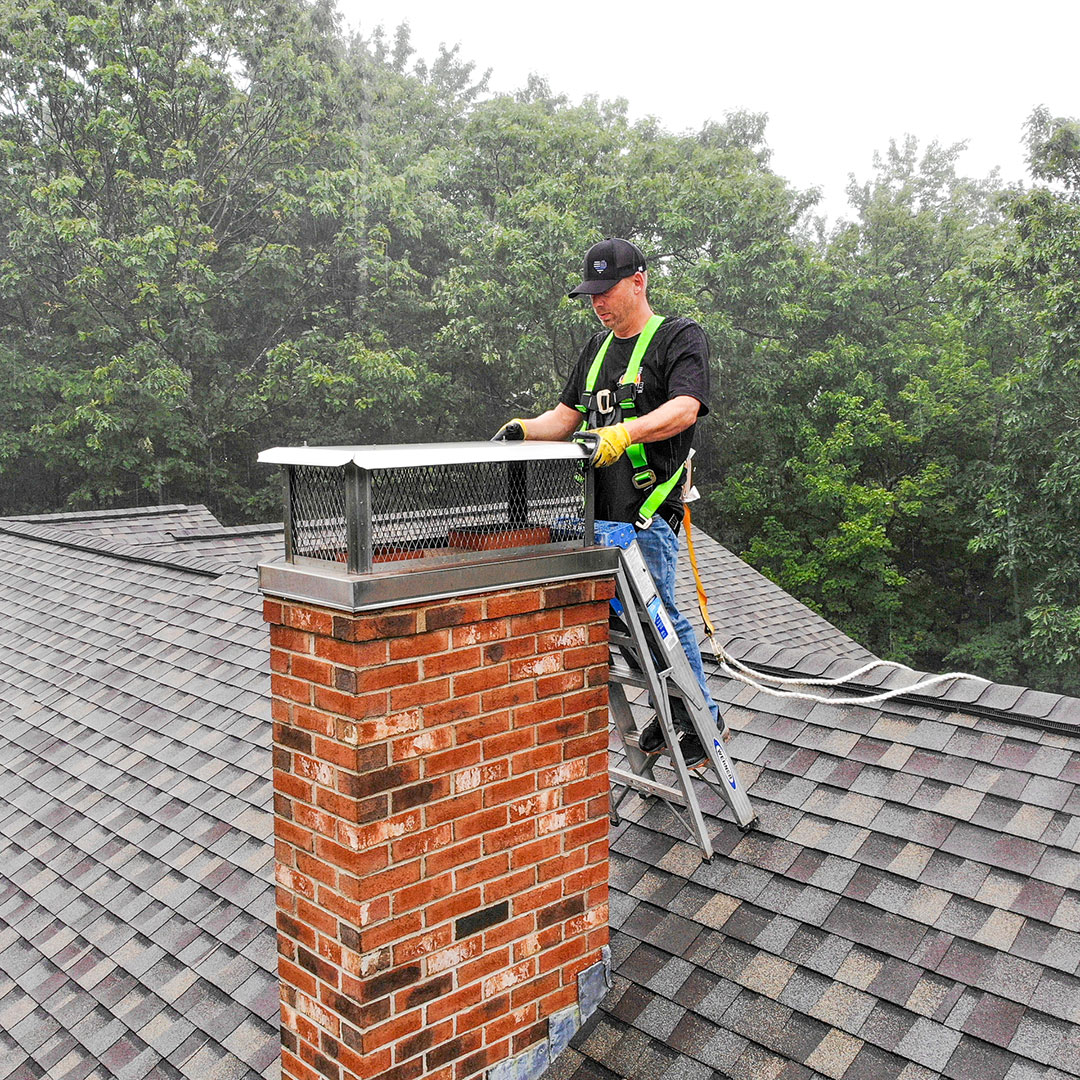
[522,403,581,440]
[622,395,701,443]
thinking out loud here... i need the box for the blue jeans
[635,517,721,725]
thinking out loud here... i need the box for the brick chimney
[258,439,618,1080]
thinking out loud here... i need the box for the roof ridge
[6,504,210,524]
[169,522,283,540]
[0,519,225,578]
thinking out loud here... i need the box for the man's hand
[491,419,527,441]
[577,423,632,466]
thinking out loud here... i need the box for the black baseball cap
[567,238,647,297]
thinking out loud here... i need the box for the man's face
[590,273,641,334]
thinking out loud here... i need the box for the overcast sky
[337,0,1077,223]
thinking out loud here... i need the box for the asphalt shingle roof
[558,658,1080,1080]
[0,504,1077,1080]
[0,511,278,1079]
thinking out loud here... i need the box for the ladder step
[610,767,690,807]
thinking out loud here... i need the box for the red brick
[564,643,610,669]
[284,605,335,635]
[279,957,318,998]
[562,687,608,715]
[536,714,586,742]
[510,836,561,870]
[362,1008,423,1054]
[560,600,610,627]
[505,1012,545,1052]
[392,725,454,761]
[333,611,418,642]
[480,683,535,711]
[564,773,609,806]
[423,648,482,678]
[354,661,419,693]
[425,744,482,779]
[562,816,609,851]
[507,743,561,775]
[278,911,318,950]
[312,685,387,721]
[392,923,453,965]
[455,993,510,1036]
[455,806,508,842]
[511,699,563,729]
[390,678,451,710]
[536,671,585,697]
[456,945,511,988]
[483,774,536,810]
[484,913,536,951]
[425,600,485,630]
[427,789,482,826]
[272,674,312,705]
[425,1031,483,1072]
[391,778,451,815]
[453,665,508,696]
[481,637,536,664]
[291,655,334,687]
[271,650,290,673]
[313,636,388,667]
[394,871,455,916]
[513,881,562,916]
[484,819,538,854]
[360,912,426,954]
[483,867,537,905]
[424,695,483,727]
[263,598,283,624]
[453,852,509,891]
[275,769,313,804]
[542,581,597,608]
[296,850,337,889]
[315,788,387,826]
[484,589,543,618]
[425,981,483,1025]
[482,729,535,761]
[536,625,589,652]
[453,711,510,744]
[539,846,585,883]
[509,610,561,635]
[293,706,337,737]
[426,837,483,877]
[509,653,562,681]
[450,621,508,646]
[390,629,450,659]
[276,818,314,853]
[427,886,484,928]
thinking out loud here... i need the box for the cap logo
[593,260,608,273]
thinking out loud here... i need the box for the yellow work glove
[491,419,528,441]
[585,423,633,466]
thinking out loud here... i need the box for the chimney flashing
[259,544,618,613]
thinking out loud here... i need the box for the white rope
[708,639,987,707]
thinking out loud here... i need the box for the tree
[968,108,1080,690]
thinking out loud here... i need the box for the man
[493,237,725,765]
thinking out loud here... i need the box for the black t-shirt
[559,315,710,524]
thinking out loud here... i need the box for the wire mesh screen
[290,465,348,562]
[287,458,587,566]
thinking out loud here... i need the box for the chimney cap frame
[258,440,616,613]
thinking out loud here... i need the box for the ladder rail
[596,520,757,858]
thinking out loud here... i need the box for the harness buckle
[594,388,614,416]
[632,469,657,490]
[635,513,654,529]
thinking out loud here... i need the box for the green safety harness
[576,313,686,529]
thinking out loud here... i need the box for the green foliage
[0,3,1077,692]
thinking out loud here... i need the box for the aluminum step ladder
[595,521,756,859]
